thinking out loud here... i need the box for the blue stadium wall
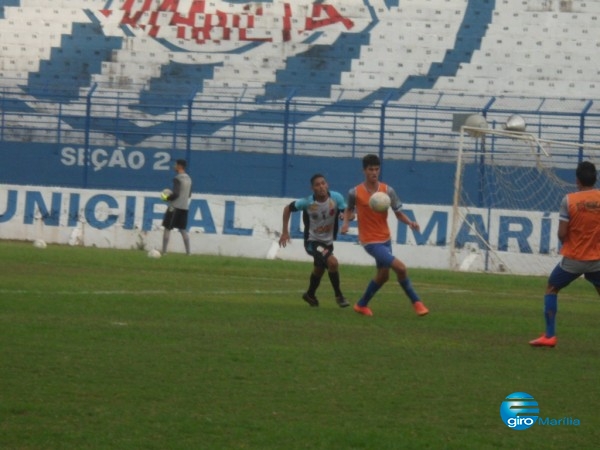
[0,141,458,204]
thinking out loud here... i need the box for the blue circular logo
[500,392,539,430]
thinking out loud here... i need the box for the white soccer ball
[33,239,47,249]
[147,249,162,259]
[464,114,488,137]
[369,191,391,212]
[504,114,527,132]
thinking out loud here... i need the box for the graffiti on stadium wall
[94,0,356,47]
[0,1,493,142]
[0,1,498,204]
[0,185,562,275]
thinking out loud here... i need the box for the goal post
[450,125,600,275]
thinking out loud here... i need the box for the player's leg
[302,241,326,306]
[309,265,325,296]
[162,229,171,254]
[179,229,190,255]
[322,245,349,307]
[353,267,388,316]
[354,242,393,315]
[362,265,389,304]
[583,270,600,296]
[543,284,560,338]
[530,262,580,347]
[174,210,190,255]
[390,258,429,316]
[161,209,175,254]
[325,255,342,299]
[373,266,390,285]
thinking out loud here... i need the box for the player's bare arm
[396,211,419,231]
[341,209,354,234]
[279,204,292,247]
[557,220,568,243]
[341,188,356,234]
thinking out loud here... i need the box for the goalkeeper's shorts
[162,207,189,231]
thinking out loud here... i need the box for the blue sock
[399,278,420,303]
[544,293,558,337]
[357,280,381,307]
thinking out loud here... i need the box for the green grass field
[1,240,599,449]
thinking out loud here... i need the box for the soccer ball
[33,239,47,249]
[147,249,162,259]
[160,188,172,201]
[504,114,527,132]
[464,114,488,138]
[369,191,391,212]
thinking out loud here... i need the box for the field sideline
[1,240,599,449]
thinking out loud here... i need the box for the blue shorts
[548,262,600,290]
[363,241,395,269]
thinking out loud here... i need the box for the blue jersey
[289,191,347,245]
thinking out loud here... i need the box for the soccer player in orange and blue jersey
[530,161,600,347]
[341,154,429,317]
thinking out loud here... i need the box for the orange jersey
[560,189,600,260]
[352,183,395,244]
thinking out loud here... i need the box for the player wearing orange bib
[530,161,600,347]
[353,182,394,244]
[341,154,429,317]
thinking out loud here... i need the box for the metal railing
[2,84,600,182]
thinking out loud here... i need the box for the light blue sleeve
[330,191,347,210]
[293,195,312,211]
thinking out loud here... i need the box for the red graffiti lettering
[306,4,354,31]
[102,2,354,45]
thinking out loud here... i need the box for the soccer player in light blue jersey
[279,174,349,308]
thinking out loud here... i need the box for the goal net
[450,125,600,275]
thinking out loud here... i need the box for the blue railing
[3,86,599,151]
[1,85,599,194]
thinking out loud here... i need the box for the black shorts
[304,241,334,268]
[162,207,189,230]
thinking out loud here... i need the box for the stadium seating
[1,0,600,164]
[2,0,599,100]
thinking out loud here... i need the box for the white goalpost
[450,121,600,275]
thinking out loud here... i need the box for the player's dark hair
[576,161,597,187]
[310,173,326,185]
[362,154,381,169]
[176,159,187,168]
